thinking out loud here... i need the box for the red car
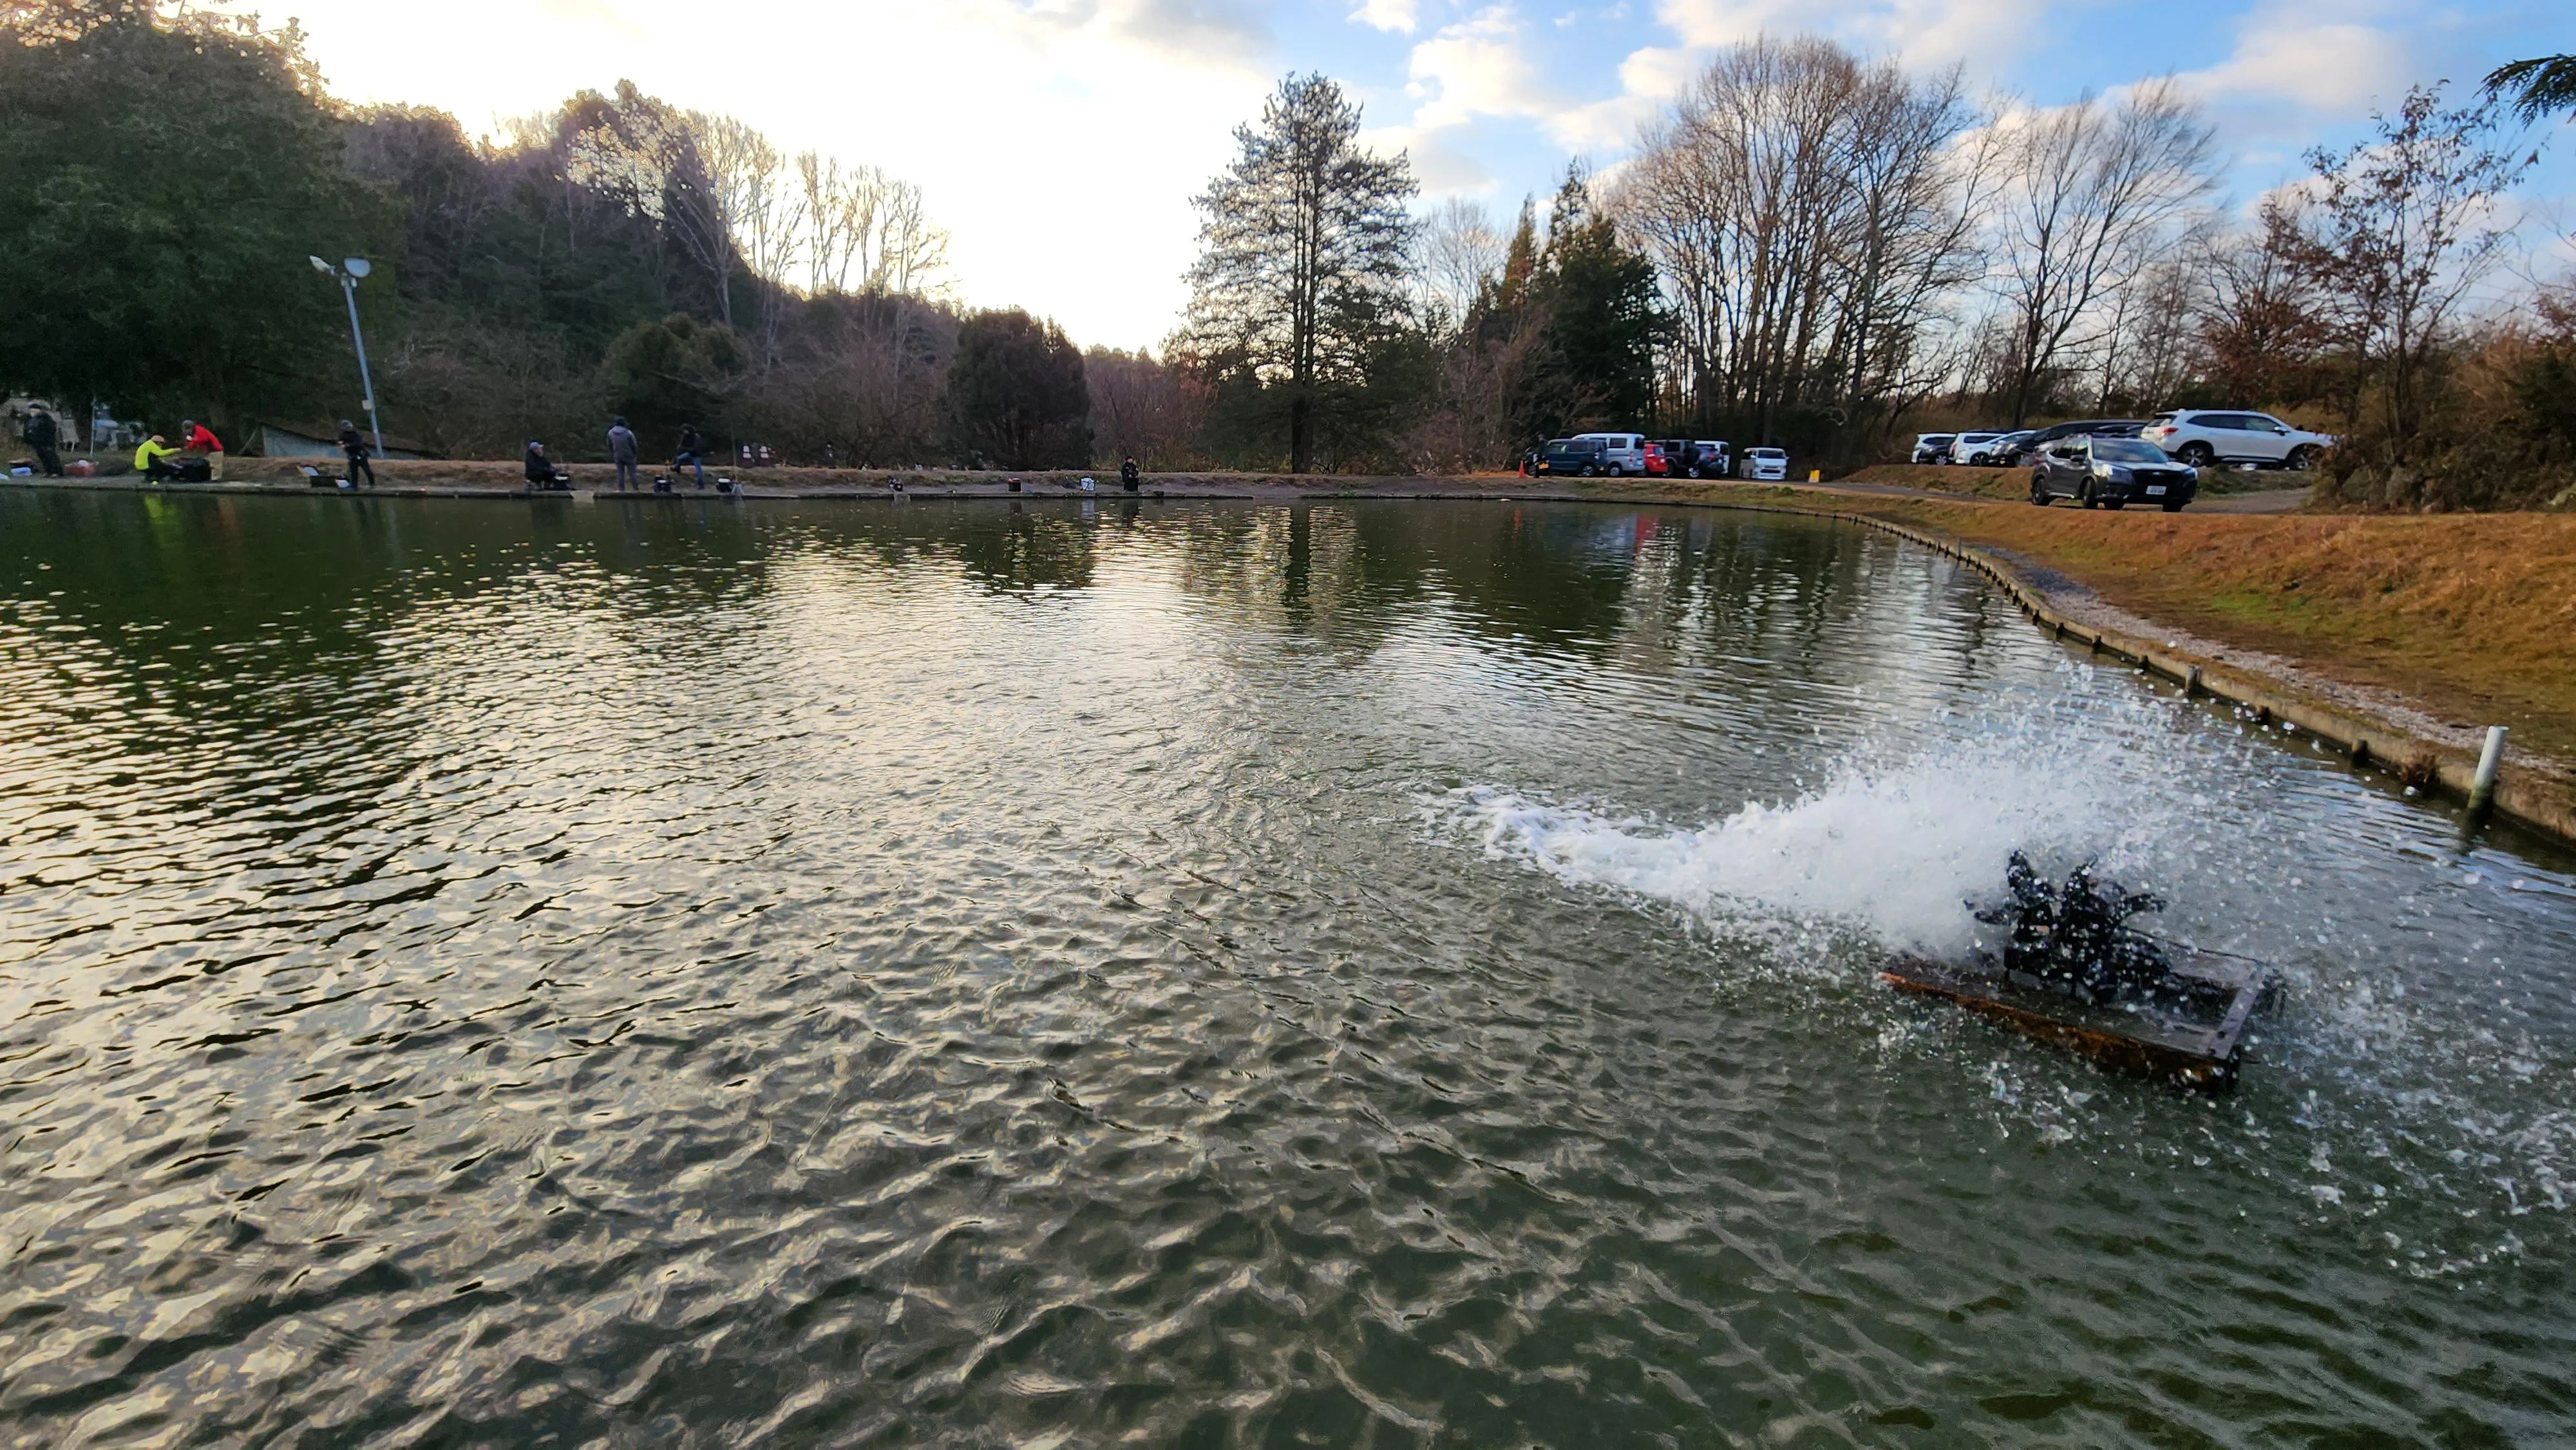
[1642,442,1671,477]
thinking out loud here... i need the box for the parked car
[1965,430,2034,466]
[1913,433,1956,464]
[2000,419,2150,466]
[1643,442,1671,476]
[1947,431,2003,465]
[1569,432,1652,476]
[1656,438,1730,478]
[1741,446,1788,481]
[1534,437,1608,476]
[2029,434,2199,511]
[2140,410,2334,469]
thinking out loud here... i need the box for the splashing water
[1449,696,2193,959]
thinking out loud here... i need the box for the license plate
[2146,485,2167,496]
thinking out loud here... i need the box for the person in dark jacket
[674,424,706,488]
[21,406,62,477]
[338,420,375,489]
[608,415,639,491]
[524,441,569,490]
[1120,455,1140,492]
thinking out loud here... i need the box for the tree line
[4,3,2569,507]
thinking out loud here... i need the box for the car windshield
[2092,438,2165,463]
[1751,449,1785,458]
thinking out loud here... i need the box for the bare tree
[1989,79,2219,425]
[2193,200,2331,407]
[2293,86,2533,472]
[1615,37,1986,449]
[1086,348,1215,468]
[1416,198,1505,339]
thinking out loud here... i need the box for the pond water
[2,489,2571,1447]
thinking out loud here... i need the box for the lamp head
[308,256,332,274]
[343,258,372,279]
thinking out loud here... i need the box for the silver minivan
[1569,433,1651,477]
[1741,447,1788,481]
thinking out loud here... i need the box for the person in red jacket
[180,419,225,481]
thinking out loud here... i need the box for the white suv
[1947,431,2003,465]
[2141,411,2334,470]
[1741,447,1788,480]
[1569,433,1651,476]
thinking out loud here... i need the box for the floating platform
[1880,947,2276,1090]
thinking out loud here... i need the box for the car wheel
[1580,464,1597,477]
[2080,480,2098,510]
[2286,446,2315,471]
[2030,473,2049,506]
[2178,442,2215,467]
[2161,500,2184,513]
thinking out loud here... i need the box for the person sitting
[180,419,225,481]
[134,433,179,484]
[524,440,571,490]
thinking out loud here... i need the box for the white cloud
[1653,0,2045,70]
[1406,7,1556,133]
[1351,0,1423,33]
[2172,2,2414,137]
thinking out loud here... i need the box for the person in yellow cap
[133,433,180,485]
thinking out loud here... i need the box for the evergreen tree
[0,3,401,428]
[1180,73,1418,473]
[947,310,1091,469]
[1519,166,1662,441]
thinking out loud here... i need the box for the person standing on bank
[1120,455,1140,493]
[21,405,62,478]
[675,422,706,488]
[608,415,639,491]
[180,419,225,482]
[338,419,375,489]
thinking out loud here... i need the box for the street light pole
[311,256,384,459]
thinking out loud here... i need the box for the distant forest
[3,3,2571,505]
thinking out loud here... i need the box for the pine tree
[1180,74,1417,473]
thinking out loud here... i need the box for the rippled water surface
[3,489,2572,1447]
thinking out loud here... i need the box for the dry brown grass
[1862,500,2576,755]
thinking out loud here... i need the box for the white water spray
[1452,704,2188,959]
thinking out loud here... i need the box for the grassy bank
[1853,499,2576,758]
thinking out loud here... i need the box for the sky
[251,0,2572,351]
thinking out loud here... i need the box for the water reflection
[1,490,2571,1446]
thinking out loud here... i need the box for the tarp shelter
[254,424,424,460]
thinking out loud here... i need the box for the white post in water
[2470,726,2508,815]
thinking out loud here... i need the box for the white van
[1741,447,1788,481]
[1569,433,1651,477]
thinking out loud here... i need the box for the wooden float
[1880,946,2275,1091]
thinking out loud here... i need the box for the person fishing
[133,433,179,485]
[181,419,225,482]
[524,440,570,490]
[338,419,375,489]
[608,415,639,491]
[21,405,62,478]
[675,423,706,489]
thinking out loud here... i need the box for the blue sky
[262,0,2572,349]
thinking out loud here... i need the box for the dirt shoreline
[13,464,2571,846]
